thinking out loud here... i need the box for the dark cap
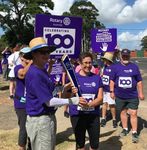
[121,49,130,56]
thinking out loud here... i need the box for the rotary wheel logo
[63,17,71,26]
[92,82,96,87]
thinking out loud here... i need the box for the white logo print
[63,17,71,26]
[118,77,132,88]
[102,75,109,85]
[100,43,108,52]
[91,82,96,87]
[129,69,132,72]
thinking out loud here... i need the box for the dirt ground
[0,67,147,150]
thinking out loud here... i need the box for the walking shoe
[9,95,14,99]
[112,120,117,128]
[119,129,129,138]
[101,119,106,127]
[132,132,139,143]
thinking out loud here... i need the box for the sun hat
[121,49,130,56]
[29,37,56,52]
[101,52,114,62]
[20,47,31,54]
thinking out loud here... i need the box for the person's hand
[71,86,78,95]
[110,92,115,100]
[100,43,108,52]
[63,82,72,91]
[48,59,55,66]
[79,97,88,107]
[26,60,33,64]
[138,93,145,100]
[61,82,72,98]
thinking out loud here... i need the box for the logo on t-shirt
[118,77,132,88]
[84,82,96,87]
[106,69,111,72]
[102,75,109,85]
[124,69,132,73]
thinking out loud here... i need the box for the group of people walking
[1,36,144,150]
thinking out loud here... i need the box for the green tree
[141,35,147,50]
[63,0,105,51]
[0,0,54,47]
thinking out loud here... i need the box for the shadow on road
[84,135,122,150]
[137,116,147,135]
[0,85,9,90]
[56,127,74,145]
[100,136,123,150]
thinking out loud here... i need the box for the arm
[45,97,79,107]
[62,72,67,86]
[110,80,115,99]
[47,59,54,75]
[88,87,103,107]
[137,81,145,100]
[1,47,8,54]
[17,60,33,79]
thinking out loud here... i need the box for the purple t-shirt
[25,65,55,116]
[2,51,12,64]
[102,64,114,92]
[14,65,26,109]
[69,73,103,116]
[0,61,3,74]
[110,62,142,99]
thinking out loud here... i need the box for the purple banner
[91,28,117,53]
[62,54,81,97]
[0,61,3,74]
[35,14,82,58]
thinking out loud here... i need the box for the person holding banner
[69,52,103,150]
[25,37,80,150]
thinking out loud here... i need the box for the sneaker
[9,95,14,99]
[113,120,117,128]
[132,133,139,143]
[101,119,106,127]
[119,129,129,138]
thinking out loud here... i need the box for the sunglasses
[37,50,51,55]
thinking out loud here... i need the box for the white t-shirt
[8,51,21,77]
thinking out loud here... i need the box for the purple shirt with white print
[25,65,55,116]
[110,62,142,99]
[69,72,103,116]
[102,64,114,92]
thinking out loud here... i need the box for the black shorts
[115,97,139,111]
[8,76,16,81]
[70,114,100,149]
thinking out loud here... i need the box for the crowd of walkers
[0,37,144,150]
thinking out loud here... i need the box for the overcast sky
[50,0,147,50]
